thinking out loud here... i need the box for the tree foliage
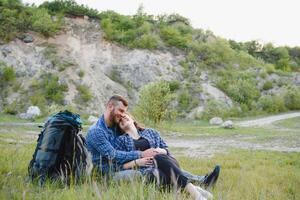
[134,81,173,124]
[40,0,99,18]
[30,8,61,37]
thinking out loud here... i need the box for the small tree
[134,81,172,124]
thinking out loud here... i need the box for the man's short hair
[107,95,128,107]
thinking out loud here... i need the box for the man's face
[108,101,127,126]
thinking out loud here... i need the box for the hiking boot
[202,165,220,189]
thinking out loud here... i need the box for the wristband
[134,159,137,166]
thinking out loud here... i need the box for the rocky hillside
[1,1,300,120]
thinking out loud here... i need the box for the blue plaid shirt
[115,128,169,174]
[86,115,141,174]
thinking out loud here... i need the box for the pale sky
[24,0,300,47]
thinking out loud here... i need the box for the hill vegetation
[0,0,300,121]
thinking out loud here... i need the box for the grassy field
[0,114,300,199]
[157,118,300,143]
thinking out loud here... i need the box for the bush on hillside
[76,84,92,103]
[0,66,16,83]
[187,39,236,68]
[167,80,180,92]
[30,8,61,37]
[201,100,242,120]
[134,81,173,124]
[178,90,191,110]
[0,8,19,41]
[30,74,68,105]
[3,100,19,115]
[217,71,260,107]
[257,95,286,113]
[262,81,273,90]
[160,26,191,49]
[283,86,300,110]
[40,0,99,18]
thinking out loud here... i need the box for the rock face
[209,117,223,125]
[4,17,298,117]
[202,83,233,107]
[19,106,41,119]
[186,106,204,119]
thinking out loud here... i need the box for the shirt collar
[97,114,118,136]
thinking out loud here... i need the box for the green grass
[274,117,300,129]
[0,114,29,123]
[155,116,300,144]
[0,141,299,200]
[179,150,300,200]
[0,116,300,199]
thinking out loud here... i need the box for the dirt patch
[165,135,300,157]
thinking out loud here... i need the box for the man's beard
[109,109,119,126]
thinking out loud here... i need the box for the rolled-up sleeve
[149,129,169,155]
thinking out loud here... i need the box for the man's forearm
[114,149,141,164]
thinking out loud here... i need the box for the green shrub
[201,100,231,120]
[0,8,19,41]
[76,84,92,102]
[265,64,276,74]
[132,33,159,49]
[283,86,300,110]
[134,81,173,124]
[31,74,68,105]
[217,71,260,107]
[0,0,33,41]
[189,39,236,68]
[272,95,286,112]
[30,8,61,37]
[257,95,274,112]
[30,92,46,109]
[178,90,190,110]
[0,65,16,95]
[167,80,180,92]
[233,51,262,69]
[3,100,18,115]
[1,66,16,83]
[262,81,273,90]
[257,95,286,113]
[100,11,141,47]
[160,26,190,49]
[78,69,85,78]
[100,11,159,49]
[43,76,68,104]
[259,70,267,78]
[40,0,99,18]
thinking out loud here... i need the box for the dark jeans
[147,154,189,189]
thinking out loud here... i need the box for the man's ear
[107,102,114,111]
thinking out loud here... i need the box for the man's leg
[112,169,142,182]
